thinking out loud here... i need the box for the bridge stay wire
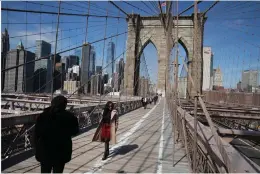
[122,1,153,16]
[4,1,260,171]
[141,1,158,15]
[158,0,233,172]
[3,18,159,97]
[1,1,155,159]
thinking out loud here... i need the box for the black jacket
[34,107,79,164]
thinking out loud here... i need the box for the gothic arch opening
[136,39,158,96]
[170,39,189,98]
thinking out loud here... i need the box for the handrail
[177,106,260,173]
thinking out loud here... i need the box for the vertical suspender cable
[115,9,120,104]
[51,0,61,100]
[99,2,109,105]
[85,0,91,43]
[25,1,28,93]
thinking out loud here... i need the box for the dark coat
[34,107,79,164]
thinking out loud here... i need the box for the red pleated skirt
[101,123,111,139]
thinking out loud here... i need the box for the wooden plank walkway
[3,98,190,173]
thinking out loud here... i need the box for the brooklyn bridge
[1,1,260,173]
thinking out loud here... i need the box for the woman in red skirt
[101,101,118,160]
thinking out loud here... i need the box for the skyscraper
[116,61,120,73]
[45,54,61,93]
[89,46,96,77]
[202,47,214,90]
[64,80,80,94]
[55,62,66,90]
[112,72,119,92]
[62,55,79,72]
[103,73,109,84]
[237,81,242,92]
[35,40,51,70]
[1,28,10,90]
[75,48,82,65]
[96,66,102,74]
[4,41,35,93]
[241,70,259,92]
[90,74,103,95]
[106,42,115,79]
[81,43,91,94]
[118,58,125,90]
[213,67,223,87]
[34,40,51,93]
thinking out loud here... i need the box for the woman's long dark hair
[102,101,114,118]
[49,95,68,115]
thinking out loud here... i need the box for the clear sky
[2,1,260,88]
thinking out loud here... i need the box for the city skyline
[1,1,260,89]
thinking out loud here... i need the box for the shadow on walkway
[111,144,139,157]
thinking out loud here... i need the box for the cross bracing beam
[189,112,260,120]
[183,107,260,117]
[218,128,260,137]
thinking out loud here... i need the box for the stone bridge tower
[124,14,206,98]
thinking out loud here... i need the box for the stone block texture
[124,14,205,97]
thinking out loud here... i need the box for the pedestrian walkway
[3,98,190,173]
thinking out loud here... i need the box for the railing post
[24,129,31,150]
[193,95,198,171]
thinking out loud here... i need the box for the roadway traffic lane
[230,138,260,167]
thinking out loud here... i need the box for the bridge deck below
[3,99,190,173]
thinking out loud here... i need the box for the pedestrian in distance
[154,95,158,105]
[141,97,145,107]
[144,97,148,109]
[34,95,79,173]
[92,101,118,160]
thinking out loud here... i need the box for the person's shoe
[102,151,109,160]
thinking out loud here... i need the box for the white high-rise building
[202,47,214,90]
[241,70,259,92]
[213,67,223,87]
[72,65,80,76]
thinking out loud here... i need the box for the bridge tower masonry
[124,13,206,98]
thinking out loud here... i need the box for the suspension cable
[141,1,158,15]
[1,7,126,19]
[109,1,130,18]
[1,30,131,73]
[51,0,61,99]
[122,1,152,15]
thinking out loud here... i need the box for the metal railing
[1,100,142,161]
[166,93,260,173]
